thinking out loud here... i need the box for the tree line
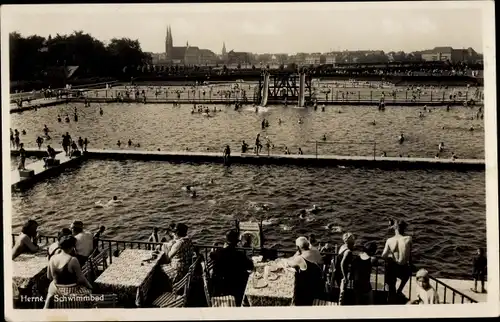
[9,31,152,81]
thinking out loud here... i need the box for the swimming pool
[11,102,484,159]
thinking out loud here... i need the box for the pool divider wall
[10,97,482,114]
[11,153,86,191]
[11,148,485,172]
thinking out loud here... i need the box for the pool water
[11,102,484,158]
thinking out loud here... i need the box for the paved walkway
[371,273,485,303]
[11,148,484,170]
[10,97,66,112]
[83,149,484,170]
[11,152,73,186]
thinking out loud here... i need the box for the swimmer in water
[321,134,327,141]
[298,209,307,220]
[298,118,303,124]
[185,185,192,192]
[100,108,103,116]
[307,204,321,214]
[469,126,475,131]
[438,142,444,153]
[117,140,121,148]
[108,196,122,205]
[399,133,405,144]
[190,190,197,198]
[278,118,282,125]
[57,115,62,122]
[21,130,26,135]
[371,120,376,126]
[65,115,70,122]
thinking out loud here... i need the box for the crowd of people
[12,212,487,308]
[10,125,90,170]
[12,219,106,308]
[145,219,485,306]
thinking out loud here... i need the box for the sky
[1,2,489,55]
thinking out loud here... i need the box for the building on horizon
[420,47,480,64]
[152,26,218,66]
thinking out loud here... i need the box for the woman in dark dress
[285,237,324,306]
[352,242,378,305]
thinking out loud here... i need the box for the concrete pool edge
[11,148,485,176]
[10,97,483,113]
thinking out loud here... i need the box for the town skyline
[2,2,486,55]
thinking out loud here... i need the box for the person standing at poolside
[284,236,324,306]
[352,242,378,305]
[62,132,70,156]
[255,134,262,155]
[334,233,355,305]
[10,129,15,148]
[36,136,44,149]
[223,145,231,166]
[18,144,27,170]
[471,248,487,293]
[381,219,412,303]
[77,137,84,151]
[83,138,89,152]
[14,130,20,150]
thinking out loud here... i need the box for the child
[471,248,487,293]
[413,269,439,304]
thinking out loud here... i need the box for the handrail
[307,140,377,160]
[428,275,477,303]
[11,233,478,304]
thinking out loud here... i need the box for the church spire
[222,42,227,60]
[165,25,173,57]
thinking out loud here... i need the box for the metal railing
[427,275,477,304]
[308,140,378,160]
[313,88,482,104]
[12,234,477,304]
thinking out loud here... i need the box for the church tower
[165,25,173,59]
[222,42,227,61]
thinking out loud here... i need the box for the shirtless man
[381,219,412,303]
